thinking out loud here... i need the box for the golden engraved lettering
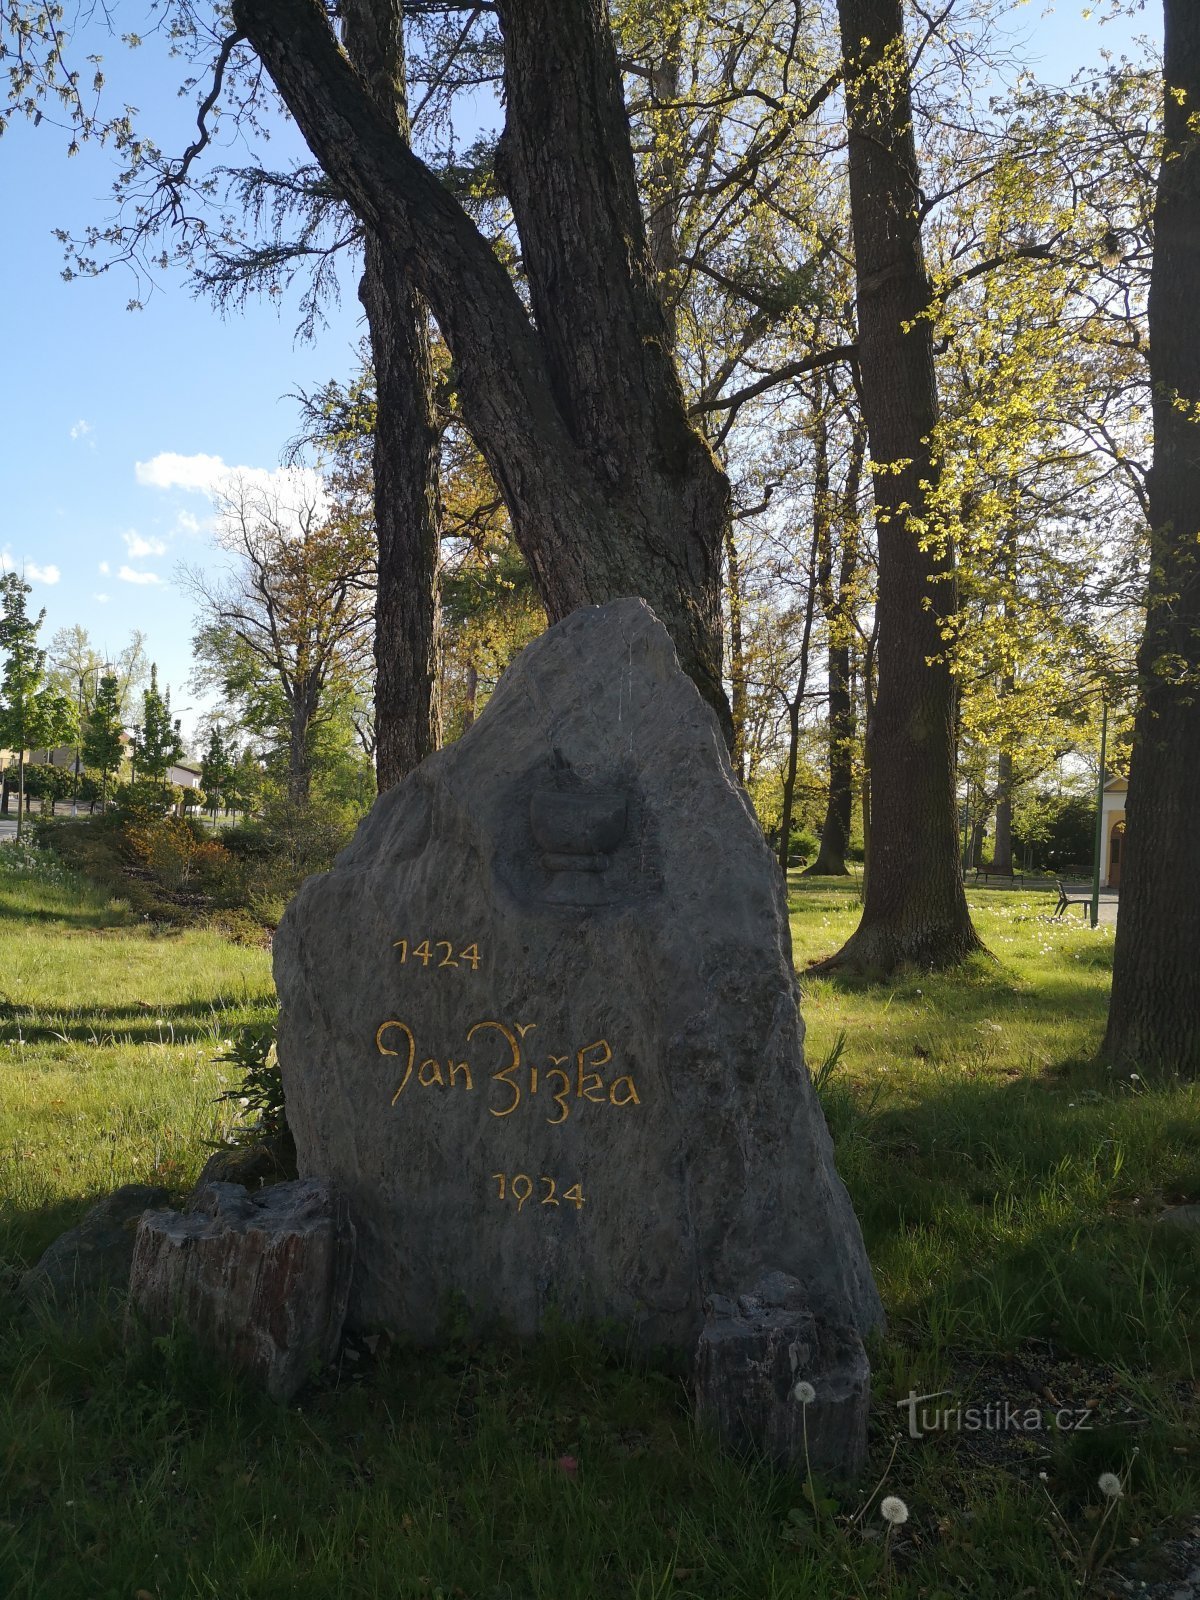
[419,1057,445,1088]
[545,1056,571,1125]
[376,1020,416,1106]
[391,937,482,970]
[378,1016,637,1119]
[491,1172,586,1210]
[469,1019,523,1119]
[576,1039,613,1100]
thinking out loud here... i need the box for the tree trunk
[808,409,865,878]
[1104,1,1200,1077]
[462,662,479,732]
[808,641,854,875]
[232,0,733,740]
[777,700,803,875]
[1,771,8,816]
[992,747,1014,875]
[288,696,314,806]
[17,753,25,841]
[341,0,442,792]
[777,523,821,875]
[820,0,980,972]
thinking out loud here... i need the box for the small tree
[0,574,73,840]
[133,665,184,788]
[82,673,127,810]
[200,726,235,818]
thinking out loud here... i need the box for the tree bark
[231,0,732,739]
[288,692,314,806]
[992,746,1014,874]
[820,0,980,972]
[1104,0,1200,1077]
[776,523,821,876]
[808,408,866,878]
[808,640,854,875]
[341,0,442,791]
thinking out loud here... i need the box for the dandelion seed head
[792,1380,816,1404]
[1098,1472,1123,1499]
[880,1495,909,1525]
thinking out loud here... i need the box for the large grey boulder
[21,1183,170,1307]
[274,599,882,1464]
[127,1179,353,1402]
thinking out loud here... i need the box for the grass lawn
[1,847,1197,1599]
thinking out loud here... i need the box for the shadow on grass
[0,891,131,930]
[0,994,274,1045]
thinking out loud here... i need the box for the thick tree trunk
[288,698,314,807]
[232,0,732,739]
[342,0,442,792]
[992,748,1014,875]
[1104,1,1200,1077]
[821,0,980,972]
[809,641,854,875]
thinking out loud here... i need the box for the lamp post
[1089,693,1109,930]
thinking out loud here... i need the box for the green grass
[1,847,1197,1599]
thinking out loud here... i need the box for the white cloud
[174,509,204,536]
[93,593,110,604]
[27,562,61,585]
[135,451,228,493]
[98,560,110,575]
[118,565,164,586]
[0,548,11,572]
[123,530,168,559]
[134,451,327,522]
[70,419,93,440]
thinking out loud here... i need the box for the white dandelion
[792,1380,816,1404]
[880,1496,909,1526]
[1098,1472,1123,1500]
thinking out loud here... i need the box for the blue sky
[4,0,1159,747]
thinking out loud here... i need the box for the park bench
[971,867,1017,886]
[1055,879,1092,918]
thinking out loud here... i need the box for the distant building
[169,762,203,792]
[1099,777,1127,889]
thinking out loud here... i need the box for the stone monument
[274,599,882,1470]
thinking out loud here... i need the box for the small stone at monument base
[694,1272,872,1479]
[190,1136,294,1200]
[127,1178,354,1403]
[21,1183,171,1307]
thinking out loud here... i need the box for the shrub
[110,778,177,822]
